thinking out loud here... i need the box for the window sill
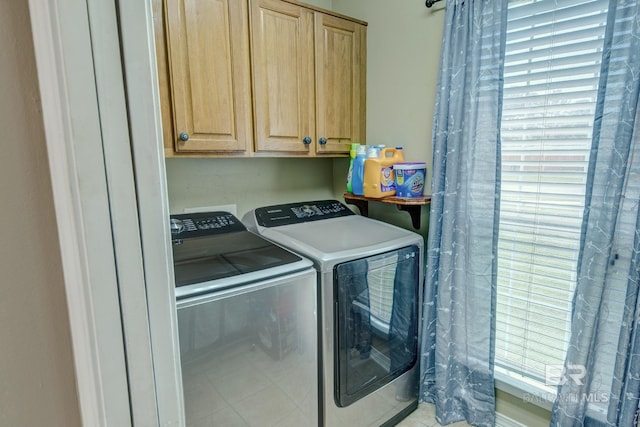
[494,367,609,424]
[494,367,556,411]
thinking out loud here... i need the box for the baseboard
[496,411,528,427]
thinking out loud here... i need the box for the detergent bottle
[346,143,360,193]
[363,147,405,198]
[351,145,367,196]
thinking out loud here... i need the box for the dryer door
[333,245,420,407]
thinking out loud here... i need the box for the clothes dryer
[244,200,423,427]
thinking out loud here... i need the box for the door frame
[28,0,182,424]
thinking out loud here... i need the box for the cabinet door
[315,13,366,154]
[166,0,253,152]
[251,0,315,153]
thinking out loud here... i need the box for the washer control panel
[170,211,245,239]
[254,200,354,227]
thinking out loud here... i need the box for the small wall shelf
[343,192,431,229]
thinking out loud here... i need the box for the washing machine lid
[170,211,313,299]
[256,215,423,271]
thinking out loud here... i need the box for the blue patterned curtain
[550,0,640,425]
[418,0,507,425]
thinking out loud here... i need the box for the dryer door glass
[334,245,420,407]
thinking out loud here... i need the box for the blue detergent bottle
[346,143,360,193]
[351,145,367,196]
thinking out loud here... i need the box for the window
[495,0,609,402]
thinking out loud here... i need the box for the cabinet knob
[302,136,312,145]
[179,132,189,142]
[319,137,327,145]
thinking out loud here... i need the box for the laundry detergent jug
[363,147,404,198]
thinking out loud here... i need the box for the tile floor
[395,403,472,427]
[181,339,472,427]
[179,332,470,426]
[181,340,317,427]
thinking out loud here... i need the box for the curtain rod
[425,0,442,7]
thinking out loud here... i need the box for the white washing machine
[170,211,318,426]
[243,200,424,427]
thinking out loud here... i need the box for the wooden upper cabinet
[251,0,366,156]
[315,13,366,154]
[251,0,315,153]
[156,0,366,156]
[165,0,253,153]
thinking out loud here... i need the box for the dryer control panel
[254,200,354,227]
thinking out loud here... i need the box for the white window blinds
[495,0,608,393]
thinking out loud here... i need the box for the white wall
[0,2,81,426]
[332,0,444,187]
[166,158,337,217]
[303,0,332,10]
[330,0,445,235]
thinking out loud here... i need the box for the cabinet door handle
[179,132,189,142]
[302,136,312,145]
[319,137,327,145]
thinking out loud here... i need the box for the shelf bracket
[343,193,431,230]
[396,204,422,229]
[345,198,369,217]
